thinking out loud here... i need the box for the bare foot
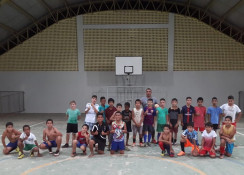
[71,152,76,157]
[220,154,224,159]
[88,153,94,158]
[83,151,87,155]
[37,153,42,157]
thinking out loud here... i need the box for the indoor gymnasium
[0,0,244,175]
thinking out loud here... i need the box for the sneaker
[152,139,157,144]
[144,143,147,147]
[147,142,151,147]
[16,147,20,153]
[177,151,185,156]
[173,139,177,145]
[169,152,175,157]
[62,143,69,148]
[161,150,165,157]
[30,152,34,157]
[54,150,60,156]
[18,150,22,156]
[48,147,53,154]
[132,143,136,147]
[18,153,24,159]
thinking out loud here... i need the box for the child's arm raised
[91,103,98,114]
[110,111,116,122]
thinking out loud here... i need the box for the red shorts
[199,148,216,156]
[194,127,205,132]
[222,122,236,127]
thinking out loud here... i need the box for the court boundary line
[20,154,206,175]
[236,131,244,136]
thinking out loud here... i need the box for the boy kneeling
[158,124,174,157]
[18,125,41,159]
[199,122,217,158]
[178,122,199,156]
[71,124,90,157]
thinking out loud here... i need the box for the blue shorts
[7,141,18,151]
[76,142,87,148]
[43,140,57,148]
[225,142,234,154]
[111,141,125,151]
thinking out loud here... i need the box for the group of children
[1,94,241,160]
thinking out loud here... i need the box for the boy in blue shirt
[181,97,195,130]
[207,97,223,131]
[62,100,81,148]
[177,122,199,156]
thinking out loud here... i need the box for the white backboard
[115,57,142,75]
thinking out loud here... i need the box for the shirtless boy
[158,124,174,157]
[2,122,21,155]
[39,119,62,156]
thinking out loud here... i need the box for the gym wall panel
[174,14,244,71]
[0,18,78,71]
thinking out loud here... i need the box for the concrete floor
[0,113,244,175]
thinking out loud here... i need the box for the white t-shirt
[20,133,36,145]
[132,108,143,126]
[220,103,241,122]
[85,103,99,123]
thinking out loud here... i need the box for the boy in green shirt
[155,98,168,142]
[62,100,81,148]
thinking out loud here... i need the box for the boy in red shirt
[194,97,206,133]
[71,124,90,157]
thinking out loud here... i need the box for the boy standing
[39,119,62,156]
[105,98,117,150]
[18,125,42,159]
[177,122,199,156]
[2,122,21,155]
[199,122,217,158]
[219,116,236,159]
[158,124,174,157]
[220,95,242,127]
[207,97,223,131]
[110,111,127,155]
[98,96,109,123]
[89,113,109,157]
[194,97,206,133]
[181,97,195,130]
[85,95,99,131]
[63,100,81,148]
[168,98,181,145]
[132,99,144,147]
[155,98,168,142]
[122,102,132,146]
[143,99,156,147]
[71,124,90,157]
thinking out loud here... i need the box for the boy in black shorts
[62,100,81,148]
[122,102,132,148]
[89,113,109,157]
[168,98,181,144]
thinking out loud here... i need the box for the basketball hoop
[124,66,133,75]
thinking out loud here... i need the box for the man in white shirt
[85,95,99,131]
[220,95,242,127]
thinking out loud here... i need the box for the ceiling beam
[7,0,36,22]
[0,22,16,34]
[213,0,244,25]
[38,0,57,22]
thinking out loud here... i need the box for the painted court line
[20,154,206,175]
[236,131,244,136]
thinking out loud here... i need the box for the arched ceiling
[0,0,244,55]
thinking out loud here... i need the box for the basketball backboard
[115,57,142,75]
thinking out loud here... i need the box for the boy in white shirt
[85,95,99,131]
[132,99,144,147]
[18,125,41,159]
[220,95,242,127]
[199,122,217,158]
